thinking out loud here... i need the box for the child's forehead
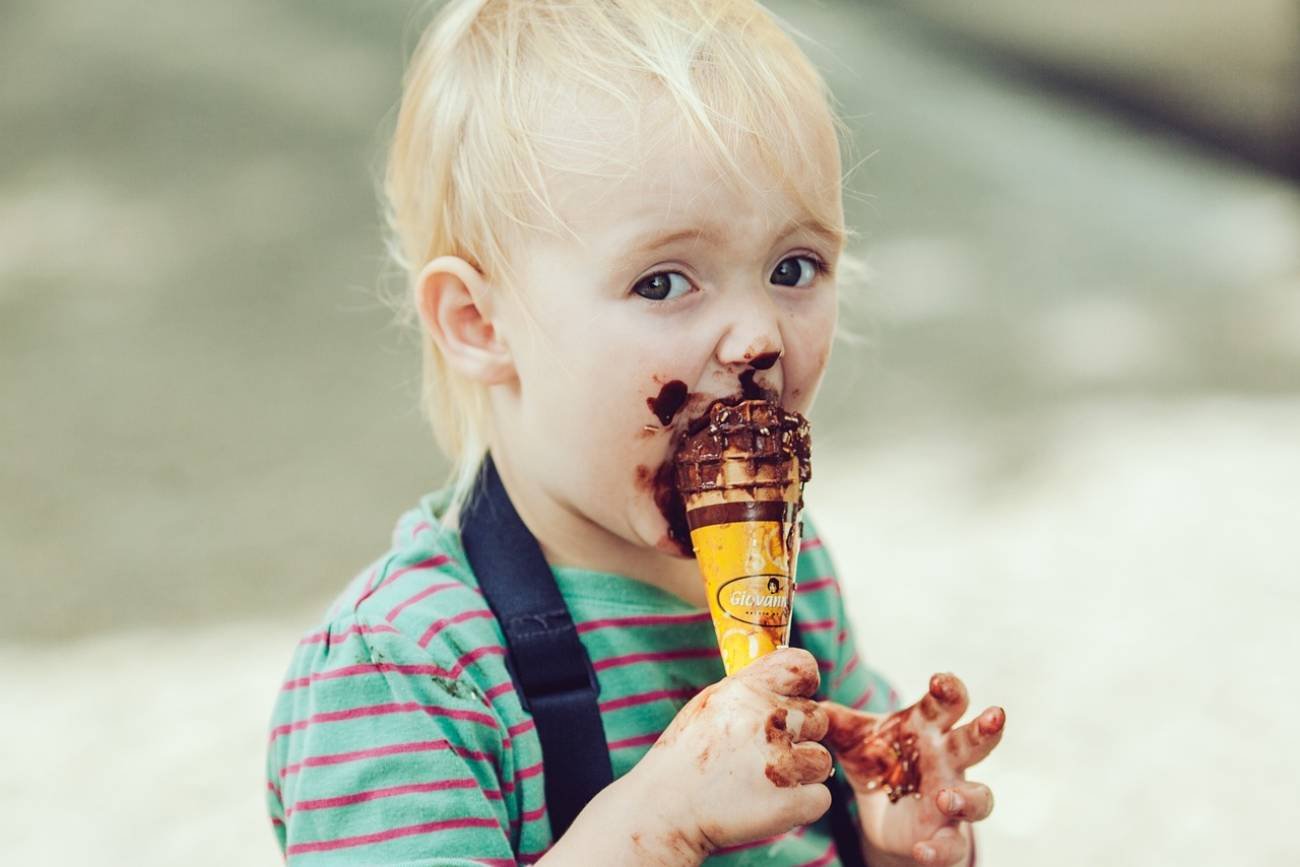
[536,93,842,249]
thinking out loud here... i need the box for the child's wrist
[542,765,708,867]
[609,762,713,864]
[862,840,915,867]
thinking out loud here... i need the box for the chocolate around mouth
[645,363,807,556]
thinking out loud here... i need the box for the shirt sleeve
[266,614,518,866]
[797,513,900,715]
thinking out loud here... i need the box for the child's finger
[767,741,834,787]
[912,825,968,867]
[738,646,821,698]
[819,700,881,755]
[944,705,1006,769]
[916,672,969,731]
[791,741,833,784]
[936,781,995,822]
[782,697,828,743]
[785,781,833,828]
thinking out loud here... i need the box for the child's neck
[490,453,708,610]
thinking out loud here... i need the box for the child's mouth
[638,356,804,557]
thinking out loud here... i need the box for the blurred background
[2,0,1297,863]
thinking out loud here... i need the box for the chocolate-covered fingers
[741,646,821,698]
[936,781,994,822]
[916,672,969,730]
[912,825,969,867]
[820,700,877,753]
[944,706,1006,769]
[782,697,828,743]
[765,741,833,788]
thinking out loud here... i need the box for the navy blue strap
[461,454,866,862]
[459,455,612,838]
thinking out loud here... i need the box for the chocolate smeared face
[668,394,811,551]
[644,355,813,557]
[478,86,840,565]
[646,380,690,426]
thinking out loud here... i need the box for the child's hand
[631,647,835,857]
[821,673,1005,867]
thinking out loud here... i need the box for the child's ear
[415,255,515,385]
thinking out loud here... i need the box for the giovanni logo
[716,574,791,627]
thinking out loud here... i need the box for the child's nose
[714,293,785,371]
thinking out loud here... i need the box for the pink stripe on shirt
[831,652,861,691]
[298,622,398,647]
[418,608,495,648]
[593,647,718,672]
[386,580,462,623]
[451,645,507,675]
[576,611,712,634]
[483,681,516,701]
[606,730,663,750]
[356,555,453,609]
[287,777,479,816]
[285,816,499,856]
[269,701,498,744]
[796,838,838,867]
[280,739,496,779]
[599,686,699,713]
[281,662,457,693]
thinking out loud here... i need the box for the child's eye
[770,255,824,288]
[632,271,692,302]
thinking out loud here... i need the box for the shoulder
[284,493,513,704]
[265,499,518,795]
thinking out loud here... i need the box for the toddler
[265,1,1005,864]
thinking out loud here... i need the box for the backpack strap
[459,455,613,837]
[461,455,868,863]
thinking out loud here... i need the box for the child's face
[490,98,843,559]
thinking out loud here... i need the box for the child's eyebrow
[625,217,845,257]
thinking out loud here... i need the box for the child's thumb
[819,700,883,755]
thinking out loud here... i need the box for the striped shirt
[265,487,899,865]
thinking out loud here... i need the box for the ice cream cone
[674,400,811,675]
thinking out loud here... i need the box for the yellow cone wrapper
[674,400,811,675]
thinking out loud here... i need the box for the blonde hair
[380,0,870,525]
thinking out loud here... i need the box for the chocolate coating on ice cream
[673,399,811,498]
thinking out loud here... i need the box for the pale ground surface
[3,1,1299,865]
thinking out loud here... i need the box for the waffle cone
[674,401,810,675]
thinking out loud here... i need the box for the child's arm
[538,647,834,865]
[267,621,517,863]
